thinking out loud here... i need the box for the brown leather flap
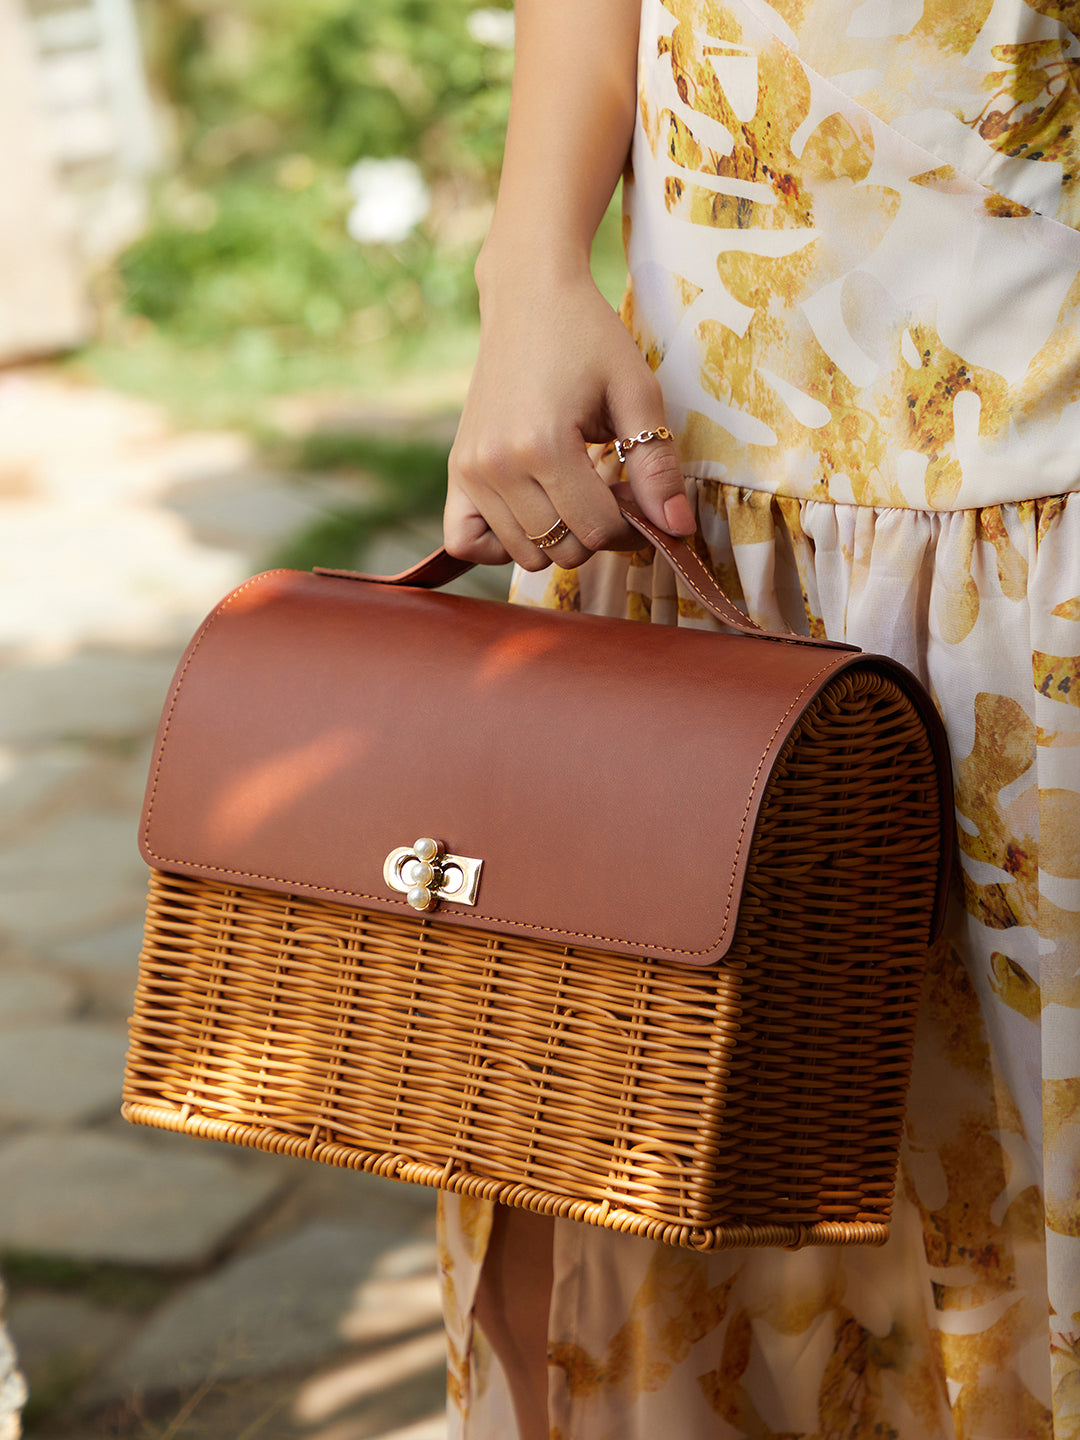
[140,568,936,966]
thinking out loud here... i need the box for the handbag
[123,489,953,1251]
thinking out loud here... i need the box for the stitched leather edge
[141,571,851,960]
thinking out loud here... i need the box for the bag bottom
[121,1099,889,1250]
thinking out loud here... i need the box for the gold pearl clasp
[383,838,484,911]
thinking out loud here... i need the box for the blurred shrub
[268,430,454,570]
[120,0,514,350]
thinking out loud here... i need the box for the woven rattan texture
[124,668,943,1250]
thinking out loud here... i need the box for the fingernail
[663,494,695,535]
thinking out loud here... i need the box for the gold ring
[526,518,571,549]
[614,426,674,464]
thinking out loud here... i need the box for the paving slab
[5,1293,133,1395]
[0,882,144,950]
[163,472,376,554]
[157,430,255,492]
[0,811,144,888]
[47,919,145,975]
[270,390,465,443]
[0,379,251,657]
[74,974,140,1023]
[111,738,157,812]
[0,1023,127,1127]
[0,972,76,1031]
[45,919,144,1020]
[231,1159,439,1251]
[380,1419,448,1440]
[0,811,146,946]
[0,378,164,502]
[0,745,87,834]
[72,1367,447,1440]
[92,1222,440,1399]
[0,506,244,654]
[99,1113,287,1177]
[0,652,178,747]
[0,1131,285,1265]
[290,1331,448,1434]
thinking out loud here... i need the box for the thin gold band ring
[526,518,571,550]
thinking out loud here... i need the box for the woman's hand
[442,0,691,570]
[445,261,694,571]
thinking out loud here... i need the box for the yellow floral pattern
[442,0,1080,1435]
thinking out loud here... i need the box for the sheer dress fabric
[439,0,1080,1434]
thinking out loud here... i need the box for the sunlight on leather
[204,726,370,845]
[474,625,561,685]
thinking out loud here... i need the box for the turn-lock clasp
[383,837,483,911]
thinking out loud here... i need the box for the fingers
[609,381,695,537]
[530,446,628,563]
[443,482,514,567]
[445,380,693,570]
[448,430,624,572]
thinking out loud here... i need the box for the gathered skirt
[440,487,1080,1438]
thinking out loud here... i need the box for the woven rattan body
[124,666,942,1250]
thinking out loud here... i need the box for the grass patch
[20,1349,88,1428]
[71,318,481,433]
[267,430,452,570]
[2,1252,176,1313]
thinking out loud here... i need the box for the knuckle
[444,533,475,561]
[457,433,528,481]
[449,443,486,487]
[634,446,684,488]
[446,448,467,486]
[559,544,594,569]
[573,518,620,553]
[470,424,582,483]
[625,375,664,415]
[472,432,549,480]
[510,428,557,470]
[469,442,505,481]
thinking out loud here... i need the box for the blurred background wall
[1,0,156,361]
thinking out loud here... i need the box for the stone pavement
[0,369,504,1439]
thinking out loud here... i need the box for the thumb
[611,406,694,538]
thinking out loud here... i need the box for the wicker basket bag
[123,494,953,1251]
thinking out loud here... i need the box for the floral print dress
[440,0,1080,1434]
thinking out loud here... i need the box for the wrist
[475,229,596,304]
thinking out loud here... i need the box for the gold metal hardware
[614,426,674,464]
[383,837,484,911]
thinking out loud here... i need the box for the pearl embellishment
[405,838,444,910]
[383,838,483,909]
[407,884,436,911]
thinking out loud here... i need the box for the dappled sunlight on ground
[0,366,481,1439]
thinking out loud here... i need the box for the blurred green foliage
[268,430,453,570]
[88,0,627,431]
[119,0,514,350]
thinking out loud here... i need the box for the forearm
[478,0,641,290]
[447,0,692,569]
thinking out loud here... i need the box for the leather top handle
[316,483,858,653]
